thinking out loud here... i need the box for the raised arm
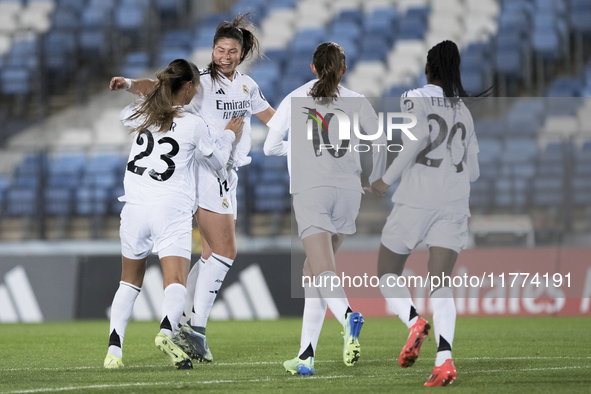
[109,77,158,96]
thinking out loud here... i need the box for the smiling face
[212,38,243,78]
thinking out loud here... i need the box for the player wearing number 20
[369,41,481,387]
[265,42,387,375]
[104,59,242,370]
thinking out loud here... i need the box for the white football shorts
[195,167,237,219]
[293,186,362,239]
[381,203,468,255]
[120,203,193,260]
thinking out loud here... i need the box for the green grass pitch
[1,316,590,393]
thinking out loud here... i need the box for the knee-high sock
[192,253,233,329]
[431,287,456,367]
[315,271,350,327]
[181,257,204,325]
[379,274,419,329]
[160,283,187,337]
[108,281,140,358]
[298,282,327,358]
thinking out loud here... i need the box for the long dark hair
[208,13,261,85]
[309,42,346,105]
[127,59,199,133]
[426,40,469,107]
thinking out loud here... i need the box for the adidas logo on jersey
[216,88,225,95]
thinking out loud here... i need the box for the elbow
[263,142,274,156]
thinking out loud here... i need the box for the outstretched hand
[110,77,129,91]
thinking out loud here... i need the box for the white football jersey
[385,84,479,215]
[187,69,270,168]
[266,79,385,194]
[119,102,217,213]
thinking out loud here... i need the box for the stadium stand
[0,0,589,243]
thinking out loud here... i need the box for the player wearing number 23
[103,59,242,370]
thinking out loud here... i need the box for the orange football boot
[424,359,457,387]
[399,317,431,368]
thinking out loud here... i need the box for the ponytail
[208,13,261,85]
[127,59,199,133]
[309,42,346,105]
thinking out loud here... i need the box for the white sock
[315,271,350,327]
[192,253,233,328]
[160,283,187,337]
[431,287,455,367]
[108,281,140,358]
[182,257,204,325]
[379,274,419,329]
[298,282,327,358]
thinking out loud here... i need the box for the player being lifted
[264,42,387,375]
[368,40,481,386]
[110,14,275,362]
[104,59,243,369]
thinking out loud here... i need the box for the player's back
[120,103,205,212]
[393,85,478,215]
[287,81,376,194]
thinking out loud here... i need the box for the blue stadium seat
[121,52,150,78]
[477,139,503,164]
[475,120,504,139]
[264,49,287,66]
[570,0,591,33]
[155,0,182,15]
[532,177,564,206]
[52,8,80,30]
[45,188,72,216]
[115,3,146,32]
[398,16,426,40]
[76,187,110,215]
[501,138,538,163]
[1,68,31,95]
[330,21,362,43]
[162,30,194,51]
[44,32,76,77]
[157,48,190,68]
[79,30,107,56]
[268,0,297,10]
[532,29,561,60]
[6,188,37,216]
[253,184,289,212]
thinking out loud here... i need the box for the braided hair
[427,40,468,107]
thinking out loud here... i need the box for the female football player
[110,14,275,362]
[369,40,481,387]
[104,59,243,370]
[264,42,387,375]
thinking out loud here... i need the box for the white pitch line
[462,365,591,374]
[2,356,590,372]
[5,375,353,394]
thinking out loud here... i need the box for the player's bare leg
[378,244,431,368]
